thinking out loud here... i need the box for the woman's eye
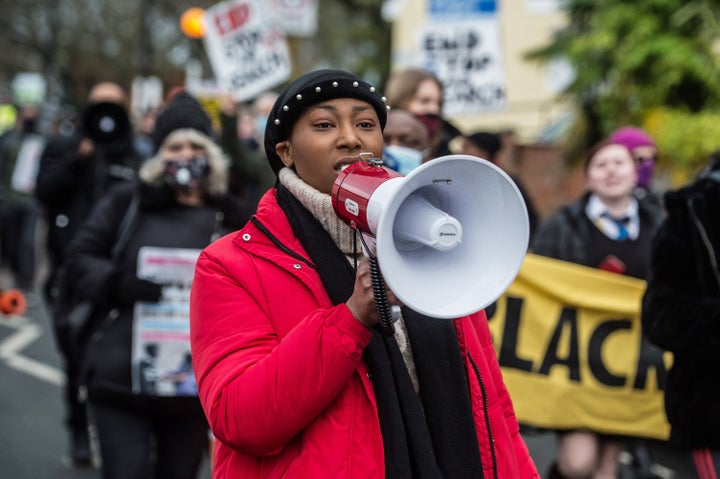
[314,121,334,129]
[358,121,375,129]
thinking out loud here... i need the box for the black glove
[112,272,163,305]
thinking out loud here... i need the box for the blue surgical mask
[383,145,423,176]
[254,115,268,135]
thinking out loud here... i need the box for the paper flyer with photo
[131,247,201,396]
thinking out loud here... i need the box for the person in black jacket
[0,103,43,294]
[532,139,664,479]
[63,91,248,478]
[642,152,720,477]
[34,81,143,466]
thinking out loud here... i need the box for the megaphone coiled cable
[355,230,397,337]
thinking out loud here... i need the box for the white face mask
[383,145,424,176]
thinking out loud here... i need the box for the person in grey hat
[189,69,539,478]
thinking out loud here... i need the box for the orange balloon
[180,7,206,39]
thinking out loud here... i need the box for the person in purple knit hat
[610,126,661,206]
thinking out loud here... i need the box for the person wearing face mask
[189,69,539,478]
[609,126,663,211]
[62,91,248,479]
[384,67,462,159]
[0,103,43,296]
[382,108,431,175]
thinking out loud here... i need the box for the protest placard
[203,0,291,101]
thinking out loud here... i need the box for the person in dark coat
[63,91,248,478]
[34,81,143,466]
[642,152,720,477]
[532,139,664,479]
[0,103,43,293]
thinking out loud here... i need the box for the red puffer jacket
[190,189,539,478]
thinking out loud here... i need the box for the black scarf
[276,185,483,479]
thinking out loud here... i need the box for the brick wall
[510,144,586,224]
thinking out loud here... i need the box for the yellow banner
[489,253,672,440]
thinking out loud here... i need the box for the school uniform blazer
[190,188,539,479]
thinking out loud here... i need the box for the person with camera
[62,90,247,478]
[34,81,144,466]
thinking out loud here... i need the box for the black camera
[80,101,131,144]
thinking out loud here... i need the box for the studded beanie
[264,69,389,175]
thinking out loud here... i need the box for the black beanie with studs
[264,69,389,175]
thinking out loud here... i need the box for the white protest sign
[271,0,318,37]
[203,0,292,101]
[11,135,45,193]
[419,18,507,116]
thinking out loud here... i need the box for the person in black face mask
[160,155,210,192]
[383,67,461,159]
[62,90,249,478]
[0,103,43,295]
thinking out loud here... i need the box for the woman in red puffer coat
[190,69,539,479]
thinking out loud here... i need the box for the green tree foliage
[526,0,720,175]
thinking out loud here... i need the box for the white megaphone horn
[331,154,529,319]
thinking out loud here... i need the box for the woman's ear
[275,141,294,168]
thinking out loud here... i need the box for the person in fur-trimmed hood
[642,152,720,476]
[189,69,539,479]
[64,90,248,479]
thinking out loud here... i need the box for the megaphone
[332,154,529,319]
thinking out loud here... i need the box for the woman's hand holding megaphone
[346,258,403,328]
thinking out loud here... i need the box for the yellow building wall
[390,0,571,143]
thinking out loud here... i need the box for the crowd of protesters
[0,65,715,479]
